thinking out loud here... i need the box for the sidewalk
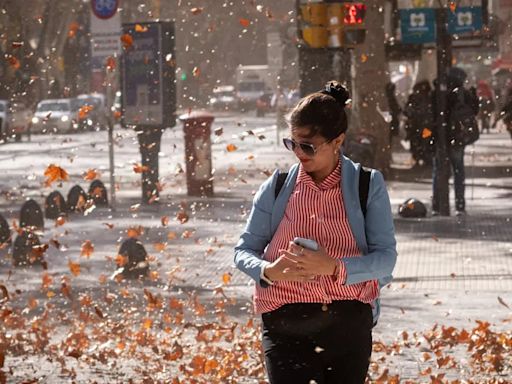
[0,116,510,382]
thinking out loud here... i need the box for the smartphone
[293,237,318,251]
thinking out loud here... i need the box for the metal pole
[433,7,451,216]
[106,63,116,210]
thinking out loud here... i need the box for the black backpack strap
[275,172,288,199]
[359,167,371,218]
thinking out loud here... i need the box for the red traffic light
[344,3,366,25]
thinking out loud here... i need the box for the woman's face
[288,126,345,173]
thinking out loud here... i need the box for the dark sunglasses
[282,137,331,157]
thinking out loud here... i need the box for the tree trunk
[353,0,391,173]
[137,128,163,204]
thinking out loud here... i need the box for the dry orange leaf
[103,222,114,229]
[192,66,201,78]
[191,7,203,15]
[105,56,116,71]
[142,318,153,330]
[115,254,128,267]
[127,226,144,238]
[80,240,94,258]
[153,242,167,252]
[55,216,66,227]
[176,211,189,224]
[239,18,251,27]
[68,260,81,277]
[7,56,20,70]
[83,168,100,181]
[78,105,94,120]
[449,1,457,13]
[161,216,169,227]
[44,164,69,185]
[222,272,231,285]
[42,273,53,289]
[133,163,149,173]
[135,24,148,32]
[167,231,178,240]
[120,33,133,49]
[226,144,238,152]
[422,128,433,139]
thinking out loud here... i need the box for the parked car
[30,99,79,134]
[256,92,274,117]
[0,99,32,142]
[76,93,108,131]
[209,85,237,111]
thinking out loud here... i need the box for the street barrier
[19,199,44,231]
[45,191,68,219]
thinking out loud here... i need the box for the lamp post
[432,1,456,216]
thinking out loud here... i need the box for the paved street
[1,113,511,382]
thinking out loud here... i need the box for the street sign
[121,22,176,128]
[400,8,436,44]
[90,0,121,70]
[448,7,482,35]
[91,0,119,19]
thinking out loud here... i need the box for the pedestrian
[403,80,435,166]
[384,82,402,142]
[476,80,495,134]
[432,67,479,216]
[493,87,512,138]
[234,81,397,384]
[272,87,289,133]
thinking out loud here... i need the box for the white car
[30,99,79,134]
[76,93,109,130]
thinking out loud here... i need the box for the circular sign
[91,0,119,20]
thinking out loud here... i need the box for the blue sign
[448,7,482,35]
[91,0,119,20]
[400,8,436,44]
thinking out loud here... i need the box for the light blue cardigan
[234,155,397,323]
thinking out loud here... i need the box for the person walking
[234,81,397,384]
[384,82,402,142]
[493,87,512,138]
[476,80,495,134]
[403,80,435,166]
[432,68,479,216]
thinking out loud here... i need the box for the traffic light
[298,1,367,48]
[341,3,367,47]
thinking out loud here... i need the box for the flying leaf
[78,105,94,120]
[191,7,203,15]
[133,163,149,173]
[68,260,81,277]
[226,144,238,152]
[105,56,116,71]
[422,128,432,139]
[120,33,133,49]
[176,211,189,224]
[222,272,231,285]
[80,240,94,258]
[42,273,53,289]
[192,66,201,78]
[127,226,144,238]
[161,216,169,227]
[44,164,69,185]
[239,18,251,27]
[135,24,148,32]
[7,56,20,70]
[498,296,510,309]
[55,216,66,227]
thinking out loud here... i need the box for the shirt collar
[297,160,341,190]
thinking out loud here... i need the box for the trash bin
[179,111,214,197]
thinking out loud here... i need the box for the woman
[234,81,397,384]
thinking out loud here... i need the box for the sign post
[120,22,176,204]
[90,0,121,210]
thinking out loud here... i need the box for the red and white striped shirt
[254,162,379,314]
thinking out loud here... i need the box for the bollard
[12,229,41,266]
[179,111,215,197]
[67,185,88,213]
[45,191,67,219]
[114,238,149,279]
[88,179,108,207]
[19,199,44,231]
[0,213,10,245]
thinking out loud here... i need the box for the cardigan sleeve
[342,170,398,285]
[234,173,276,287]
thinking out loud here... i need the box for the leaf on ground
[226,144,238,152]
[80,240,94,258]
[239,18,250,27]
[68,260,81,277]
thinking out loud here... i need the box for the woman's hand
[264,254,316,282]
[282,241,336,276]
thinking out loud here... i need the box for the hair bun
[321,81,350,107]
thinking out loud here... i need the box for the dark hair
[288,81,350,140]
